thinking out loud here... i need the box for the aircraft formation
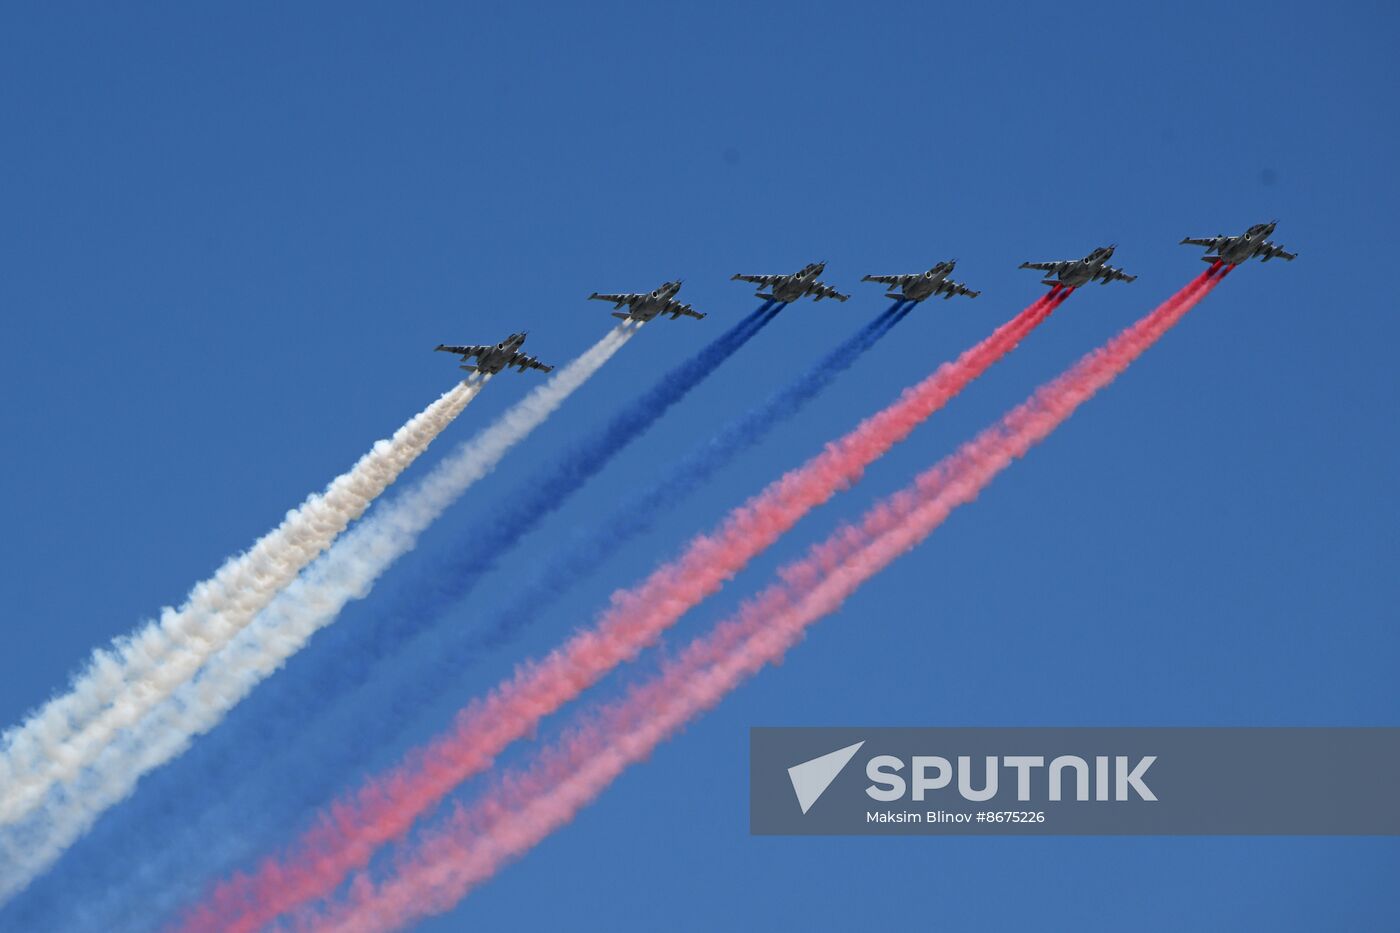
[439,222,1296,376]
[5,216,1302,931]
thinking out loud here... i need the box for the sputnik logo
[787,741,865,814]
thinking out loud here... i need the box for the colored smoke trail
[175,292,1061,933]
[0,375,486,837]
[290,267,1228,933]
[10,307,772,930]
[98,303,900,930]
[0,325,634,905]
[471,300,912,652]
[370,301,783,640]
[96,303,906,932]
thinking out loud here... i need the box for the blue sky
[1,2,1396,931]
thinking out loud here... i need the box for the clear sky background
[1,2,1397,931]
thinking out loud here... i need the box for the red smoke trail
[284,266,1228,933]
[174,292,1066,933]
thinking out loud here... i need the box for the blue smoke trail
[370,301,781,642]
[475,300,911,650]
[8,302,782,933]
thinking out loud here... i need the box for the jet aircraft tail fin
[611,311,631,320]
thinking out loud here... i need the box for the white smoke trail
[0,323,636,902]
[0,378,486,832]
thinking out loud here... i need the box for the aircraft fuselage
[623,283,684,321]
[471,335,528,374]
[766,267,827,303]
[898,270,952,301]
[1215,229,1272,265]
[766,279,806,303]
[1053,260,1103,288]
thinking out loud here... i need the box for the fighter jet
[862,260,980,302]
[435,332,553,375]
[731,261,849,303]
[1180,221,1296,265]
[1019,245,1137,288]
[587,280,706,322]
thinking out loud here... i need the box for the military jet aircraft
[1180,221,1296,265]
[587,280,706,322]
[731,261,849,303]
[435,332,553,375]
[862,260,980,302]
[1019,245,1137,288]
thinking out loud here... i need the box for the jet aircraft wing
[808,281,849,302]
[1257,242,1297,261]
[731,273,782,286]
[435,344,488,359]
[509,352,553,373]
[665,300,706,320]
[588,292,640,309]
[1096,265,1137,283]
[861,273,915,287]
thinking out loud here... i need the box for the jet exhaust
[171,291,1065,933]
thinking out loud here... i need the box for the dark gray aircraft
[588,280,706,322]
[731,261,849,303]
[1019,245,1137,288]
[862,260,980,302]
[1181,221,1296,265]
[435,332,553,375]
